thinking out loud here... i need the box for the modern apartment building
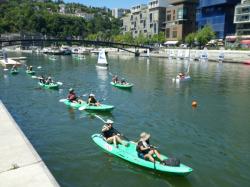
[112,8,130,18]
[147,0,169,37]
[234,0,250,35]
[165,0,198,42]
[122,0,169,38]
[196,0,241,39]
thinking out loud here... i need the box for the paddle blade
[57,82,63,86]
[31,76,37,79]
[79,106,86,111]
[3,68,8,71]
[37,66,42,69]
[59,99,67,102]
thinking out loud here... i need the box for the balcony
[234,14,250,23]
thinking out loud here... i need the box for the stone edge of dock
[0,100,60,187]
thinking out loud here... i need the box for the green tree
[185,33,196,47]
[196,25,215,47]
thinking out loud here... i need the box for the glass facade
[197,0,241,39]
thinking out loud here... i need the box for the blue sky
[64,0,149,9]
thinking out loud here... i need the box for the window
[173,31,177,38]
[177,8,187,20]
[149,13,153,22]
[154,23,157,33]
[172,27,177,38]
[167,14,171,21]
[166,28,170,38]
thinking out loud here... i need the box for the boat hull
[110,82,133,89]
[63,99,114,112]
[38,82,59,89]
[92,134,193,175]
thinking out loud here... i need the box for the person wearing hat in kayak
[27,65,33,71]
[120,78,127,85]
[87,93,100,106]
[112,75,119,83]
[177,72,185,79]
[102,119,128,148]
[38,75,45,83]
[136,132,163,163]
[67,88,84,104]
[45,76,53,85]
[11,64,17,71]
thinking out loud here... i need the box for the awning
[164,41,178,45]
[240,40,250,45]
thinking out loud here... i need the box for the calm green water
[0,53,250,187]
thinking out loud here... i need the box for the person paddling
[38,75,46,84]
[28,66,33,71]
[136,132,163,163]
[112,75,119,83]
[120,78,127,85]
[67,88,84,104]
[177,73,185,79]
[102,119,128,148]
[87,93,100,106]
[45,76,53,85]
[11,64,17,71]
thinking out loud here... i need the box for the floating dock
[0,100,60,187]
[0,58,21,67]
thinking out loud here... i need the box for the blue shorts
[138,153,145,159]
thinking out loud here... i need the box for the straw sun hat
[105,119,114,124]
[140,132,150,141]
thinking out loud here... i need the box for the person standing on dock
[3,49,8,63]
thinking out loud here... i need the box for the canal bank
[0,100,59,187]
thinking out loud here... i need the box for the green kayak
[62,99,114,112]
[110,82,133,89]
[26,70,35,75]
[10,70,19,75]
[92,134,193,176]
[38,82,59,89]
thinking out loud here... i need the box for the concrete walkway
[0,101,59,187]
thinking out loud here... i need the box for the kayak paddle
[94,115,130,141]
[79,106,87,111]
[59,99,67,102]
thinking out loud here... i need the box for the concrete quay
[107,48,250,63]
[0,101,59,187]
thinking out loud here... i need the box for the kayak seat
[138,152,144,159]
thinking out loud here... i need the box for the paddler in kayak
[67,88,84,104]
[176,73,185,79]
[38,75,46,84]
[102,119,128,148]
[136,132,163,163]
[26,65,33,71]
[45,76,53,85]
[11,64,18,71]
[112,75,119,83]
[87,94,100,106]
[120,78,127,85]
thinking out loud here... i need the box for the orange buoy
[192,101,198,108]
